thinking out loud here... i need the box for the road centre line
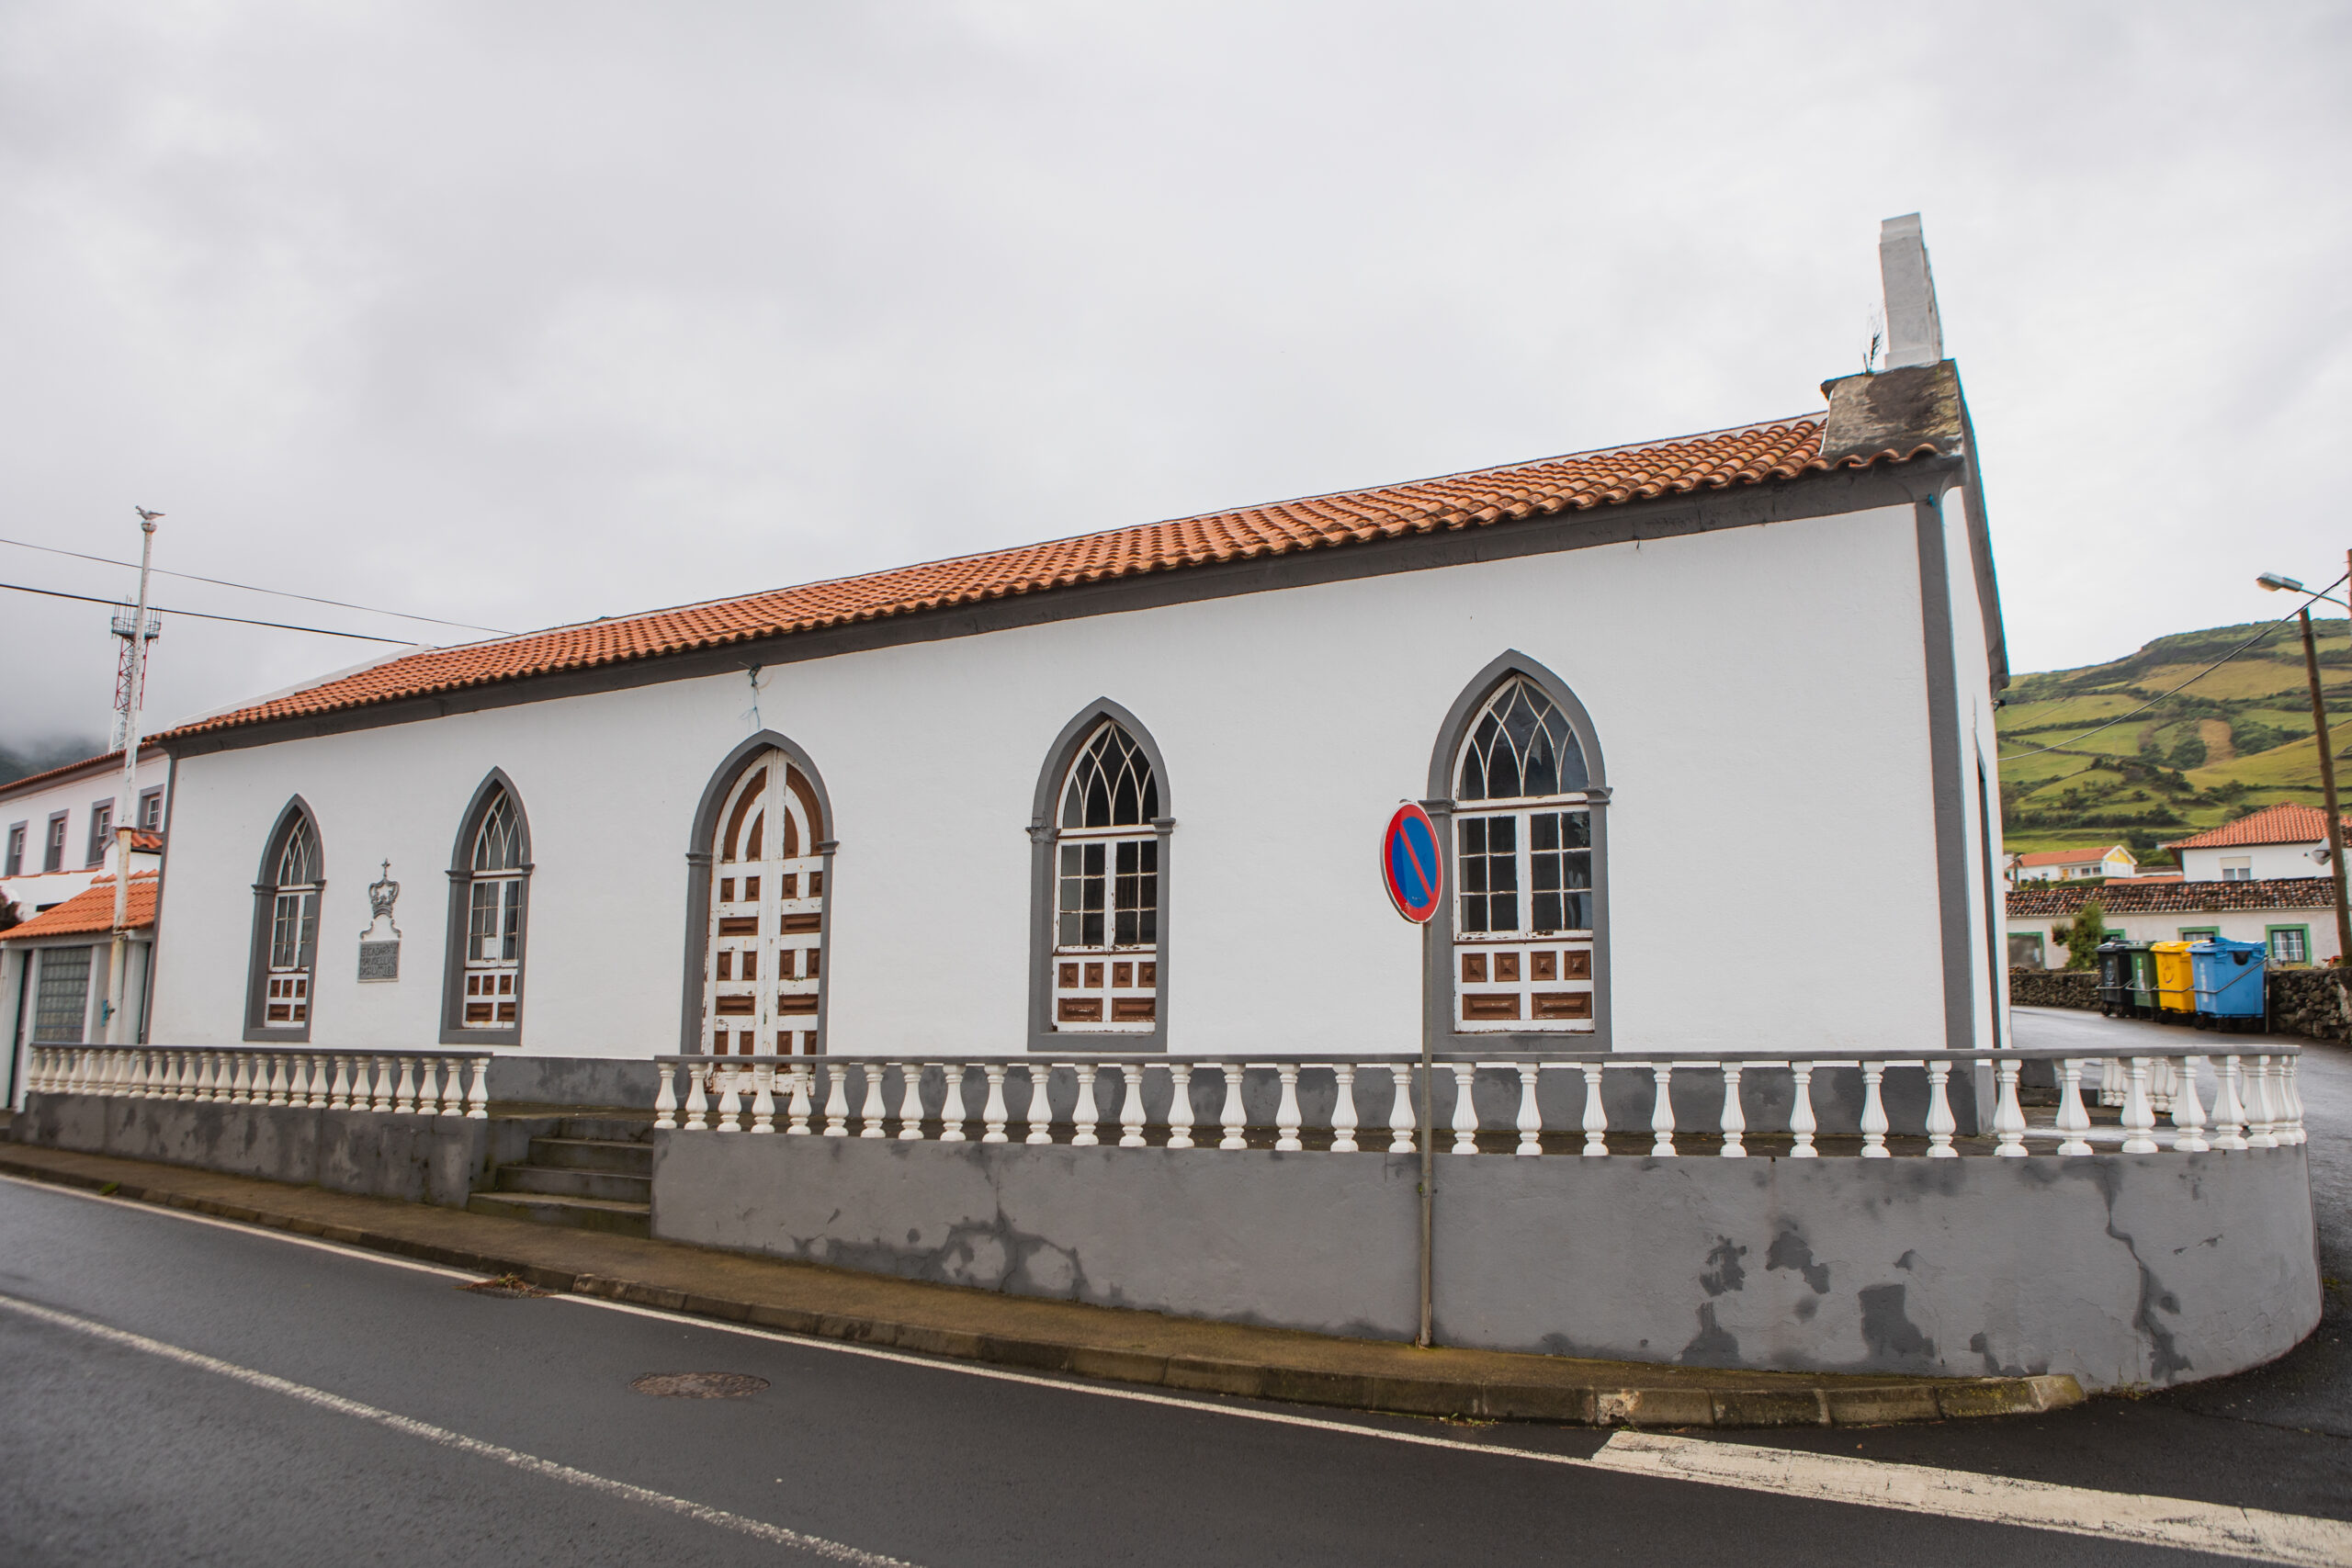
[0,1290,916,1567]
[8,1174,2349,1564]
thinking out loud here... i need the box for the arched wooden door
[701,749,826,1055]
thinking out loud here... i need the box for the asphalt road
[0,1151,2346,1568]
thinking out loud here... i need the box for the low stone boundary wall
[2009,964,2352,1039]
[2008,968,2099,1009]
[652,1135,2320,1392]
[9,1093,543,1207]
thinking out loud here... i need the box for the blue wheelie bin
[2189,938,2267,1032]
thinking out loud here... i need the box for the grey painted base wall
[10,1092,540,1207]
[653,1135,2321,1391]
[486,1055,662,1109]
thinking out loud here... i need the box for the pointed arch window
[701,748,828,1055]
[1451,675,1597,1032]
[1049,719,1161,1032]
[444,784,529,1043]
[246,804,322,1040]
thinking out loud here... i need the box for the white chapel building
[84,219,2007,1099]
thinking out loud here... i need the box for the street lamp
[2257,563,2352,966]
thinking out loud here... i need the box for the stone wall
[2269,968,2352,1042]
[2008,968,2099,1010]
[652,1134,2322,1392]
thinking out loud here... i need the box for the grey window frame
[85,797,116,867]
[43,812,67,874]
[1423,651,1611,1054]
[243,797,324,1042]
[4,821,24,877]
[441,770,534,1045]
[1027,699,1172,1054]
[138,786,164,834]
[676,731,837,1055]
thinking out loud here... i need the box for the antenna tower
[109,602,162,752]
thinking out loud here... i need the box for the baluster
[717,1064,742,1132]
[396,1055,422,1114]
[224,1051,247,1104]
[1650,1063,1677,1157]
[254,1052,276,1107]
[1272,1064,1304,1152]
[1024,1065,1055,1145]
[467,1056,490,1119]
[310,1054,333,1108]
[2098,1056,2124,1108]
[199,1050,222,1101]
[2280,1056,2307,1145]
[126,1051,148,1099]
[1120,1062,1148,1147]
[1993,1058,2029,1157]
[823,1063,850,1136]
[1220,1063,1248,1151]
[751,1062,777,1133]
[2150,1055,2176,1116]
[29,1046,50,1094]
[293,1053,318,1108]
[435,1057,461,1115]
[1329,1064,1359,1153]
[786,1063,814,1134]
[1388,1064,1416,1154]
[155,1051,176,1099]
[1070,1063,1101,1146]
[1717,1063,1746,1158]
[1788,1062,1817,1158]
[268,1053,294,1107]
[327,1055,350,1111]
[2120,1057,2158,1154]
[367,1055,392,1112]
[857,1066,888,1138]
[1515,1063,1544,1156]
[2245,1055,2278,1150]
[684,1063,710,1131]
[938,1064,967,1144]
[1165,1063,1194,1149]
[1450,1064,1479,1155]
[2055,1059,2093,1156]
[2171,1055,2210,1152]
[654,1062,679,1129]
[179,1052,200,1102]
[1924,1060,1956,1157]
[2210,1055,2246,1150]
[901,1065,931,1141]
[982,1064,1010,1144]
[139,1050,160,1100]
[1860,1062,1889,1157]
[1579,1062,1609,1156]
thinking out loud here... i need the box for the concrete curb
[0,1149,2082,1428]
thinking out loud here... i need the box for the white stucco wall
[1940,491,2007,1053]
[151,500,1951,1062]
[2179,842,2330,882]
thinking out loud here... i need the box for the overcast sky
[3,1,2346,748]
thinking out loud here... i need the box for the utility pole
[2298,590,2352,969]
[104,507,162,1044]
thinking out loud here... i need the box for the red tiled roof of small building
[163,413,1937,739]
[2165,802,2350,851]
[0,746,164,800]
[2015,846,2124,866]
[2007,875,2337,918]
[3,872,158,940]
[128,829,164,852]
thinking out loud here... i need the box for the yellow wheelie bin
[2151,940,2196,1021]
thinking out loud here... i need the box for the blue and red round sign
[1381,804,1443,924]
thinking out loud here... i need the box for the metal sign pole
[1418,920,1434,1348]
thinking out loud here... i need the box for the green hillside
[1997,618,2352,863]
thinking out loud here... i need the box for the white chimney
[1878,213,1943,369]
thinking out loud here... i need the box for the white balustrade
[1579,1062,1608,1156]
[1329,1064,1358,1154]
[1788,1062,1817,1158]
[1122,1063,1149,1149]
[1649,1063,1676,1157]
[940,1064,969,1144]
[823,1064,849,1136]
[899,1066,928,1142]
[1517,1063,1544,1157]
[1717,1063,1746,1159]
[1993,1059,2029,1158]
[983,1064,1010,1144]
[2054,1059,2093,1156]
[1452,1064,1480,1156]
[2171,1055,2209,1153]
[1924,1061,1955,1158]
[751,1063,776,1133]
[1859,1062,1889,1157]
[2120,1058,2159,1155]
[1275,1065,1304,1152]
[1026,1065,1055,1145]
[1071,1063,1100,1147]
[1219,1064,1247,1151]
[1389,1065,1416,1154]
[1166,1062,1194,1150]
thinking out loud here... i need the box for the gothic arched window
[246,802,322,1040]
[1451,674,1598,1033]
[445,778,531,1039]
[1046,717,1162,1034]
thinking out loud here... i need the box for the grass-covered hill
[1997,618,2352,863]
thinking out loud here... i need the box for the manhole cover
[630,1371,770,1399]
[459,1274,548,1298]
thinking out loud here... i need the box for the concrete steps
[467,1114,653,1238]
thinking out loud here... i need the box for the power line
[1996,579,2351,762]
[0,534,510,635]
[1,581,421,644]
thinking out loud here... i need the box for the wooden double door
[702,750,826,1055]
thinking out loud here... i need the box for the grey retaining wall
[652,1135,2321,1392]
[2008,968,2098,1009]
[10,1093,541,1207]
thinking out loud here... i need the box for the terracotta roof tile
[164,413,1932,739]
[2165,803,2349,851]
[2007,876,2337,918]
[0,746,164,800]
[4,872,158,940]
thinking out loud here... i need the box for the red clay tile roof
[3,872,158,940]
[0,746,164,800]
[2007,875,2337,918]
[2015,846,2126,866]
[2165,803,2349,851]
[164,414,1934,739]
[128,829,164,853]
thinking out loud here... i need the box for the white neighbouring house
[0,746,167,920]
[6,220,2014,1103]
[2165,802,2351,883]
[2008,845,2136,884]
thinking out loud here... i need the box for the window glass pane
[33,947,93,1043]
[1533,892,1562,931]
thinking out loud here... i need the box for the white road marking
[7,1170,2351,1563]
[0,1290,916,1567]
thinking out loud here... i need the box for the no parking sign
[1381,804,1443,924]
